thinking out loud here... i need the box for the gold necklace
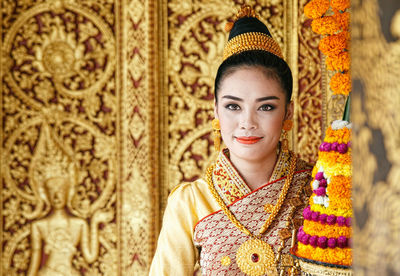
[206,153,297,276]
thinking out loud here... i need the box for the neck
[229,149,278,191]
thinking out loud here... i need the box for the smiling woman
[150,5,313,276]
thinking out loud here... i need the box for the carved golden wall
[1,0,328,275]
[352,0,400,274]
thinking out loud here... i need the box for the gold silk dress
[150,149,312,275]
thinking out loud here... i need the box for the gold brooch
[236,239,277,276]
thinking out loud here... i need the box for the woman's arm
[149,183,199,276]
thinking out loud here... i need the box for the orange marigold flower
[328,176,352,198]
[330,72,351,95]
[319,31,349,56]
[303,220,352,238]
[330,197,352,210]
[333,11,350,30]
[324,127,351,144]
[310,202,353,217]
[326,51,350,72]
[331,0,350,11]
[304,0,330,19]
[311,16,341,35]
[297,244,352,266]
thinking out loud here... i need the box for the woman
[150,5,312,275]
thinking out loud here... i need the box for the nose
[239,110,257,130]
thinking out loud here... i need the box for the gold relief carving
[122,0,159,274]
[2,0,118,275]
[296,0,324,163]
[352,0,400,274]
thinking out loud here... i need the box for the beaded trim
[223,32,283,61]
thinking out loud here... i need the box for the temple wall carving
[1,0,333,274]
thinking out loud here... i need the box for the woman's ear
[214,101,219,120]
[285,101,294,120]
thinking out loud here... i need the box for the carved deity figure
[27,177,112,276]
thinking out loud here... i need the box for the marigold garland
[331,0,350,11]
[304,0,330,19]
[311,16,341,35]
[314,161,352,177]
[329,197,352,210]
[319,31,349,56]
[326,51,350,72]
[324,127,351,144]
[297,243,352,266]
[310,201,353,217]
[303,220,351,238]
[300,0,353,267]
[333,11,350,30]
[330,72,351,95]
[327,176,352,198]
[318,151,351,167]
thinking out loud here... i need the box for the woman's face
[215,66,293,163]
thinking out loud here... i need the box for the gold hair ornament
[223,5,283,61]
[223,32,283,61]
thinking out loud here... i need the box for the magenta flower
[317,236,328,249]
[337,216,346,226]
[328,238,337,248]
[327,214,336,225]
[319,213,328,224]
[338,236,347,248]
[303,206,312,220]
[319,179,327,187]
[337,143,348,153]
[311,211,319,222]
[309,235,318,247]
[314,187,326,196]
[315,172,324,180]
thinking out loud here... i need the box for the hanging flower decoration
[304,0,351,96]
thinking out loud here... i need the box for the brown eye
[258,104,274,111]
[225,104,240,111]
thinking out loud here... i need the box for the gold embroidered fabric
[213,148,292,205]
[194,154,312,275]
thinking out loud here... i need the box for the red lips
[236,136,262,144]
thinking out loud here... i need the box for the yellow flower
[325,51,350,72]
[311,16,341,35]
[333,11,350,31]
[303,220,351,238]
[331,0,350,11]
[327,176,352,199]
[330,72,351,95]
[304,0,330,19]
[297,244,352,266]
[319,31,349,56]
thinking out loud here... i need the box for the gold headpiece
[223,5,283,61]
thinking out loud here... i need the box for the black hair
[214,50,293,103]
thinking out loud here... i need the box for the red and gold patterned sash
[194,152,312,275]
[213,148,294,205]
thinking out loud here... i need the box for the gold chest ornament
[206,154,297,276]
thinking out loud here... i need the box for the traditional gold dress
[150,149,312,275]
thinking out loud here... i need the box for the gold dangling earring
[212,118,221,152]
[281,119,293,153]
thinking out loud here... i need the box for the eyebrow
[221,95,280,102]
